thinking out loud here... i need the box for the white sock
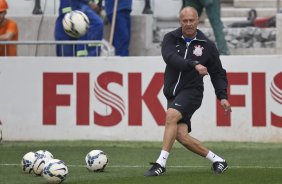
[156,150,169,167]
[206,151,224,163]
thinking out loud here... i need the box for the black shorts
[167,88,203,132]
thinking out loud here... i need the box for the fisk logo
[42,71,281,128]
[93,72,125,126]
[270,72,282,105]
[42,72,165,126]
[217,72,282,127]
[270,72,282,127]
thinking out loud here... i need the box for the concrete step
[230,48,277,55]
[155,8,276,27]
[234,0,279,8]
[204,17,248,27]
[221,0,234,4]
[132,42,277,56]
[135,43,277,56]
[157,15,273,29]
[221,7,277,18]
[204,16,276,27]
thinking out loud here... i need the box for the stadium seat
[152,0,182,21]
[132,0,145,15]
[132,0,182,21]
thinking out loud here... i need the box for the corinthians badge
[193,45,204,56]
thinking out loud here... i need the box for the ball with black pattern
[21,152,37,173]
[43,159,68,184]
[85,150,108,172]
[62,10,90,38]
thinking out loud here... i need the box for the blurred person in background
[54,0,103,57]
[0,0,18,56]
[183,0,230,55]
[104,0,132,56]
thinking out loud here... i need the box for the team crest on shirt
[193,45,204,56]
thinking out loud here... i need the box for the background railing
[0,40,115,57]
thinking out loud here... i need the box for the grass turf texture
[0,141,282,184]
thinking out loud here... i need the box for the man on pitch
[144,6,232,176]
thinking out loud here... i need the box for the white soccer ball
[35,150,54,159]
[62,10,90,38]
[33,150,54,175]
[43,159,68,184]
[85,150,108,172]
[21,151,37,173]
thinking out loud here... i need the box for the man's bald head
[179,7,199,38]
[180,7,199,20]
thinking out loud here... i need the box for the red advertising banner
[0,56,281,142]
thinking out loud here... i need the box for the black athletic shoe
[144,162,166,176]
[211,161,228,174]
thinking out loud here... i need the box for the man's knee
[166,108,182,124]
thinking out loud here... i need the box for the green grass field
[0,141,282,184]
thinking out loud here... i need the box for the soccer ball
[62,10,90,38]
[33,150,54,175]
[43,159,68,184]
[21,152,37,173]
[85,150,108,172]
[35,150,54,159]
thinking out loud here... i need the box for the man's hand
[195,64,208,76]
[220,99,232,115]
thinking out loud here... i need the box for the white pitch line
[1,163,282,169]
